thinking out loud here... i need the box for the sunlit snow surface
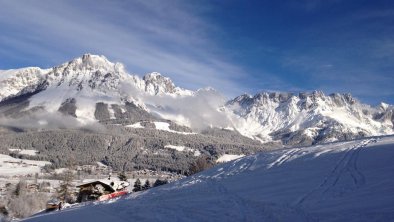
[8,148,38,156]
[25,136,394,222]
[153,122,197,135]
[216,154,245,163]
[0,154,50,177]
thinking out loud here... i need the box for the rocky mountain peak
[379,102,389,111]
[39,54,132,94]
[142,72,193,96]
[59,54,125,75]
[143,72,175,88]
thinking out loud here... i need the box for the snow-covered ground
[216,154,245,163]
[164,144,201,156]
[8,149,38,156]
[24,136,394,222]
[153,122,196,135]
[124,122,144,129]
[125,121,197,135]
[0,154,50,177]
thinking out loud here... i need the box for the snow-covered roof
[77,178,129,192]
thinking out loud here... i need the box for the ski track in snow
[295,138,378,206]
[207,179,314,222]
[267,148,301,169]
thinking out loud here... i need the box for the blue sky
[0,0,393,104]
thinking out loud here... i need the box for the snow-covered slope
[24,136,394,222]
[0,153,50,177]
[225,91,394,145]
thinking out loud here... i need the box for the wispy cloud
[0,1,393,104]
[0,0,249,97]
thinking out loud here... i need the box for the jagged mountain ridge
[0,54,193,124]
[0,54,393,146]
[225,91,394,145]
[0,54,193,102]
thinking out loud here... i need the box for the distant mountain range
[225,91,393,145]
[1,54,392,144]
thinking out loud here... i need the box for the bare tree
[14,179,27,197]
[188,156,214,175]
[57,169,75,203]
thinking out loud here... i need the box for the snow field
[0,154,50,177]
[154,122,196,135]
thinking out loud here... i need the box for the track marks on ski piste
[207,179,315,222]
[267,148,301,169]
[295,138,377,206]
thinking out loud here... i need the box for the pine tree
[142,180,151,190]
[118,171,127,181]
[153,179,168,187]
[132,178,142,192]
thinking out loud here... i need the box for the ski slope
[24,136,394,222]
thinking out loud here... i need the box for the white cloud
[0,0,249,97]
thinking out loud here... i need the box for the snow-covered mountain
[0,54,393,145]
[24,136,394,222]
[0,54,193,123]
[225,91,394,145]
[0,54,193,102]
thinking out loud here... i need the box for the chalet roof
[77,178,129,192]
